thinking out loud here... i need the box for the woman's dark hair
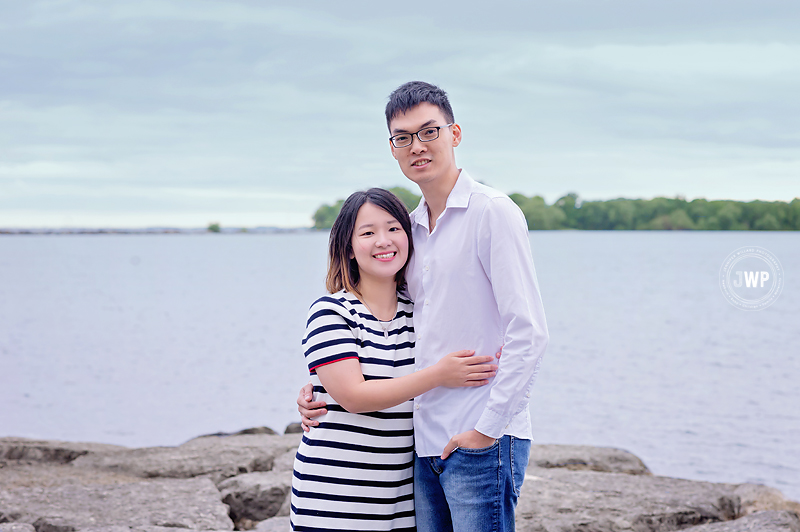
[326,188,414,295]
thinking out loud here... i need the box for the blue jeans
[414,435,531,532]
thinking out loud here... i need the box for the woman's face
[350,201,409,284]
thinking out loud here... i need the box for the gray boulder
[255,516,291,532]
[0,461,143,491]
[734,484,800,516]
[277,489,292,517]
[0,477,233,530]
[0,437,127,464]
[57,528,235,532]
[71,434,302,485]
[73,528,236,532]
[0,524,36,532]
[283,423,303,434]
[515,465,799,532]
[529,444,651,475]
[187,427,279,441]
[218,471,292,525]
[271,449,297,473]
[3,435,797,532]
[682,511,800,532]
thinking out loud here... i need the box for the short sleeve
[302,296,359,374]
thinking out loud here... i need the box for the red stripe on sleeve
[309,355,359,374]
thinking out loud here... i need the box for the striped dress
[291,290,416,532]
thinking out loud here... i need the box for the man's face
[389,102,461,187]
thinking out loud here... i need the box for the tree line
[313,188,800,231]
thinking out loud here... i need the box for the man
[300,81,549,531]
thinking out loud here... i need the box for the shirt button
[415,404,420,410]
[424,265,430,271]
[425,299,430,305]
[417,334,422,340]
[526,392,531,398]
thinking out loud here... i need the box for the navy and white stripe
[291,290,416,532]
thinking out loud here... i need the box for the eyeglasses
[389,124,454,148]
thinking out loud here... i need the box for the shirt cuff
[474,408,507,440]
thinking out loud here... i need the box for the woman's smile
[351,202,409,281]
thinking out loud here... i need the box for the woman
[291,188,497,531]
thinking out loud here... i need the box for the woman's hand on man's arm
[297,382,326,432]
[296,348,501,430]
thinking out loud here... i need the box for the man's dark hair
[385,81,455,131]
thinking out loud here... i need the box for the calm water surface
[0,232,798,500]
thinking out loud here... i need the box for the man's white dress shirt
[407,170,549,457]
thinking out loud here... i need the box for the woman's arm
[316,350,497,414]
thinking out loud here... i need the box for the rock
[0,462,143,490]
[734,484,800,516]
[2,434,797,532]
[681,511,800,532]
[71,434,302,485]
[284,423,303,434]
[73,528,236,532]
[218,471,292,525]
[271,449,297,473]
[0,524,36,532]
[190,427,279,440]
[259,449,295,518]
[0,437,127,465]
[0,477,233,530]
[276,490,291,517]
[515,465,799,532]
[255,516,291,532]
[529,444,651,475]
[76,528,235,532]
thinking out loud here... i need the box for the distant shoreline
[0,227,316,235]
[3,227,799,235]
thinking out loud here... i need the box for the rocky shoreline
[1,428,798,532]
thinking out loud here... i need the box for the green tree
[311,192,797,231]
[313,199,344,229]
[387,186,422,213]
[605,200,636,230]
[754,213,781,231]
[509,193,529,209]
[645,209,695,230]
[716,202,747,230]
[575,201,611,230]
[788,199,800,230]
[555,193,579,228]
[518,196,567,230]
[207,222,221,233]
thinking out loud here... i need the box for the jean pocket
[456,440,500,455]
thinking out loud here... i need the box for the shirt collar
[410,169,474,229]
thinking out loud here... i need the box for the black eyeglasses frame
[389,123,454,149]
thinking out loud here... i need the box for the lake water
[0,232,798,501]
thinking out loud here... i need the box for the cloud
[1,0,798,227]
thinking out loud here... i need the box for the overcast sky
[1,0,798,227]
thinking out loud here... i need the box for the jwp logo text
[732,271,770,288]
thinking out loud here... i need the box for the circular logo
[719,246,783,311]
